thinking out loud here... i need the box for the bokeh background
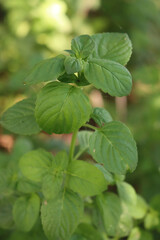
[0,0,160,238]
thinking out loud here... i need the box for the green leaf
[13,194,40,232]
[127,227,141,240]
[42,174,64,200]
[97,192,122,237]
[95,164,114,184]
[17,179,40,194]
[128,195,148,219]
[64,56,82,74]
[144,211,159,230]
[71,35,95,59]
[150,194,160,213]
[84,58,132,97]
[117,202,133,237]
[90,33,132,66]
[91,107,113,127]
[67,160,106,196]
[41,190,83,240]
[78,130,93,153]
[19,149,52,182]
[0,98,41,135]
[117,182,137,207]
[75,223,103,240]
[0,197,15,230]
[89,121,138,174]
[58,73,77,83]
[128,228,153,240]
[35,82,92,134]
[42,151,69,199]
[51,151,69,171]
[24,55,65,85]
[0,169,13,197]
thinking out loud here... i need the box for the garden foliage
[0,33,159,240]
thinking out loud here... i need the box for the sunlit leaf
[84,58,132,96]
[35,82,92,134]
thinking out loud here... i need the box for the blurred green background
[0,0,160,238]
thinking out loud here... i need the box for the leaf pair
[19,149,107,198]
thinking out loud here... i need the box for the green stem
[69,129,78,162]
[83,123,97,131]
[74,147,88,160]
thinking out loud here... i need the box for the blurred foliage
[0,0,160,239]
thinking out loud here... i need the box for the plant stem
[69,129,78,162]
[74,147,88,160]
[83,123,97,131]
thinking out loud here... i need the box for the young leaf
[19,149,52,182]
[42,151,69,199]
[90,33,132,66]
[71,35,95,59]
[0,98,41,135]
[91,107,113,127]
[35,82,92,134]
[89,121,138,174]
[117,181,137,207]
[144,211,159,230]
[67,160,106,196]
[24,55,65,85]
[58,72,77,83]
[97,192,122,237]
[76,73,90,86]
[127,195,148,219]
[41,190,84,240]
[13,194,40,232]
[84,58,132,97]
[64,56,82,74]
[128,227,153,240]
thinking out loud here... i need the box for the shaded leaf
[13,194,40,232]
[97,192,122,237]
[25,55,65,85]
[42,151,69,199]
[41,190,83,240]
[0,98,40,135]
[67,160,106,196]
[89,121,138,174]
[19,149,52,182]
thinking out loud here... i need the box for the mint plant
[0,33,159,240]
